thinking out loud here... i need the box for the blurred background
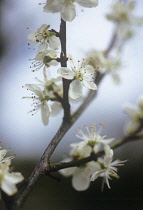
[0,0,143,209]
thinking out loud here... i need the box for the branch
[11,21,118,210]
[60,18,71,122]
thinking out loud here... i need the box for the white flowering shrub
[1,0,143,209]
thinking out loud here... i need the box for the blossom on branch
[124,95,143,134]
[106,1,143,39]
[59,160,100,191]
[74,125,114,153]
[28,24,60,50]
[23,84,52,125]
[86,51,121,84]
[0,147,24,196]
[57,59,97,99]
[91,145,126,190]
[30,42,59,71]
[43,0,98,22]
[0,148,15,163]
[59,124,119,191]
[23,68,63,125]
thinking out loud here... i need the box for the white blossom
[106,1,143,39]
[75,125,114,153]
[0,160,24,196]
[86,50,121,84]
[23,68,64,124]
[124,95,143,134]
[0,148,15,163]
[59,160,100,191]
[35,68,63,115]
[43,0,98,22]
[23,84,52,125]
[28,24,60,50]
[30,42,59,71]
[57,59,97,99]
[91,145,125,190]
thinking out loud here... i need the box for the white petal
[4,172,24,184]
[25,84,43,98]
[93,144,100,153]
[100,138,114,145]
[61,2,76,22]
[49,35,60,50]
[69,80,83,99]
[84,65,95,75]
[87,161,101,174]
[41,102,51,125]
[35,42,48,61]
[72,169,90,191]
[124,121,140,134]
[59,167,77,177]
[124,104,137,119]
[28,32,39,45]
[43,0,65,13]
[77,0,98,8]
[90,169,105,181]
[104,145,113,157]
[0,149,7,161]
[57,67,75,79]
[1,179,18,196]
[82,80,97,90]
[51,102,62,116]
[49,60,59,66]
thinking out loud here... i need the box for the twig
[60,18,71,122]
[11,21,118,210]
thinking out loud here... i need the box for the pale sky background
[1,0,143,161]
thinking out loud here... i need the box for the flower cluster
[85,50,121,84]
[124,95,143,134]
[106,1,143,40]
[59,125,125,191]
[43,0,98,22]
[0,147,24,196]
[28,24,60,72]
[23,68,62,125]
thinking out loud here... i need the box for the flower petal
[69,80,83,99]
[77,0,98,8]
[61,2,76,22]
[84,65,95,75]
[4,172,24,184]
[72,168,90,191]
[41,102,51,125]
[43,0,65,13]
[57,67,75,79]
[90,169,105,181]
[82,80,97,90]
[35,42,48,60]
[51,102,62,116]
[0,149,7,161]
[49,35,60,50]
[1,179,17,196]
[59,167,77,177]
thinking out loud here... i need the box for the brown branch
[11,20,118,210]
